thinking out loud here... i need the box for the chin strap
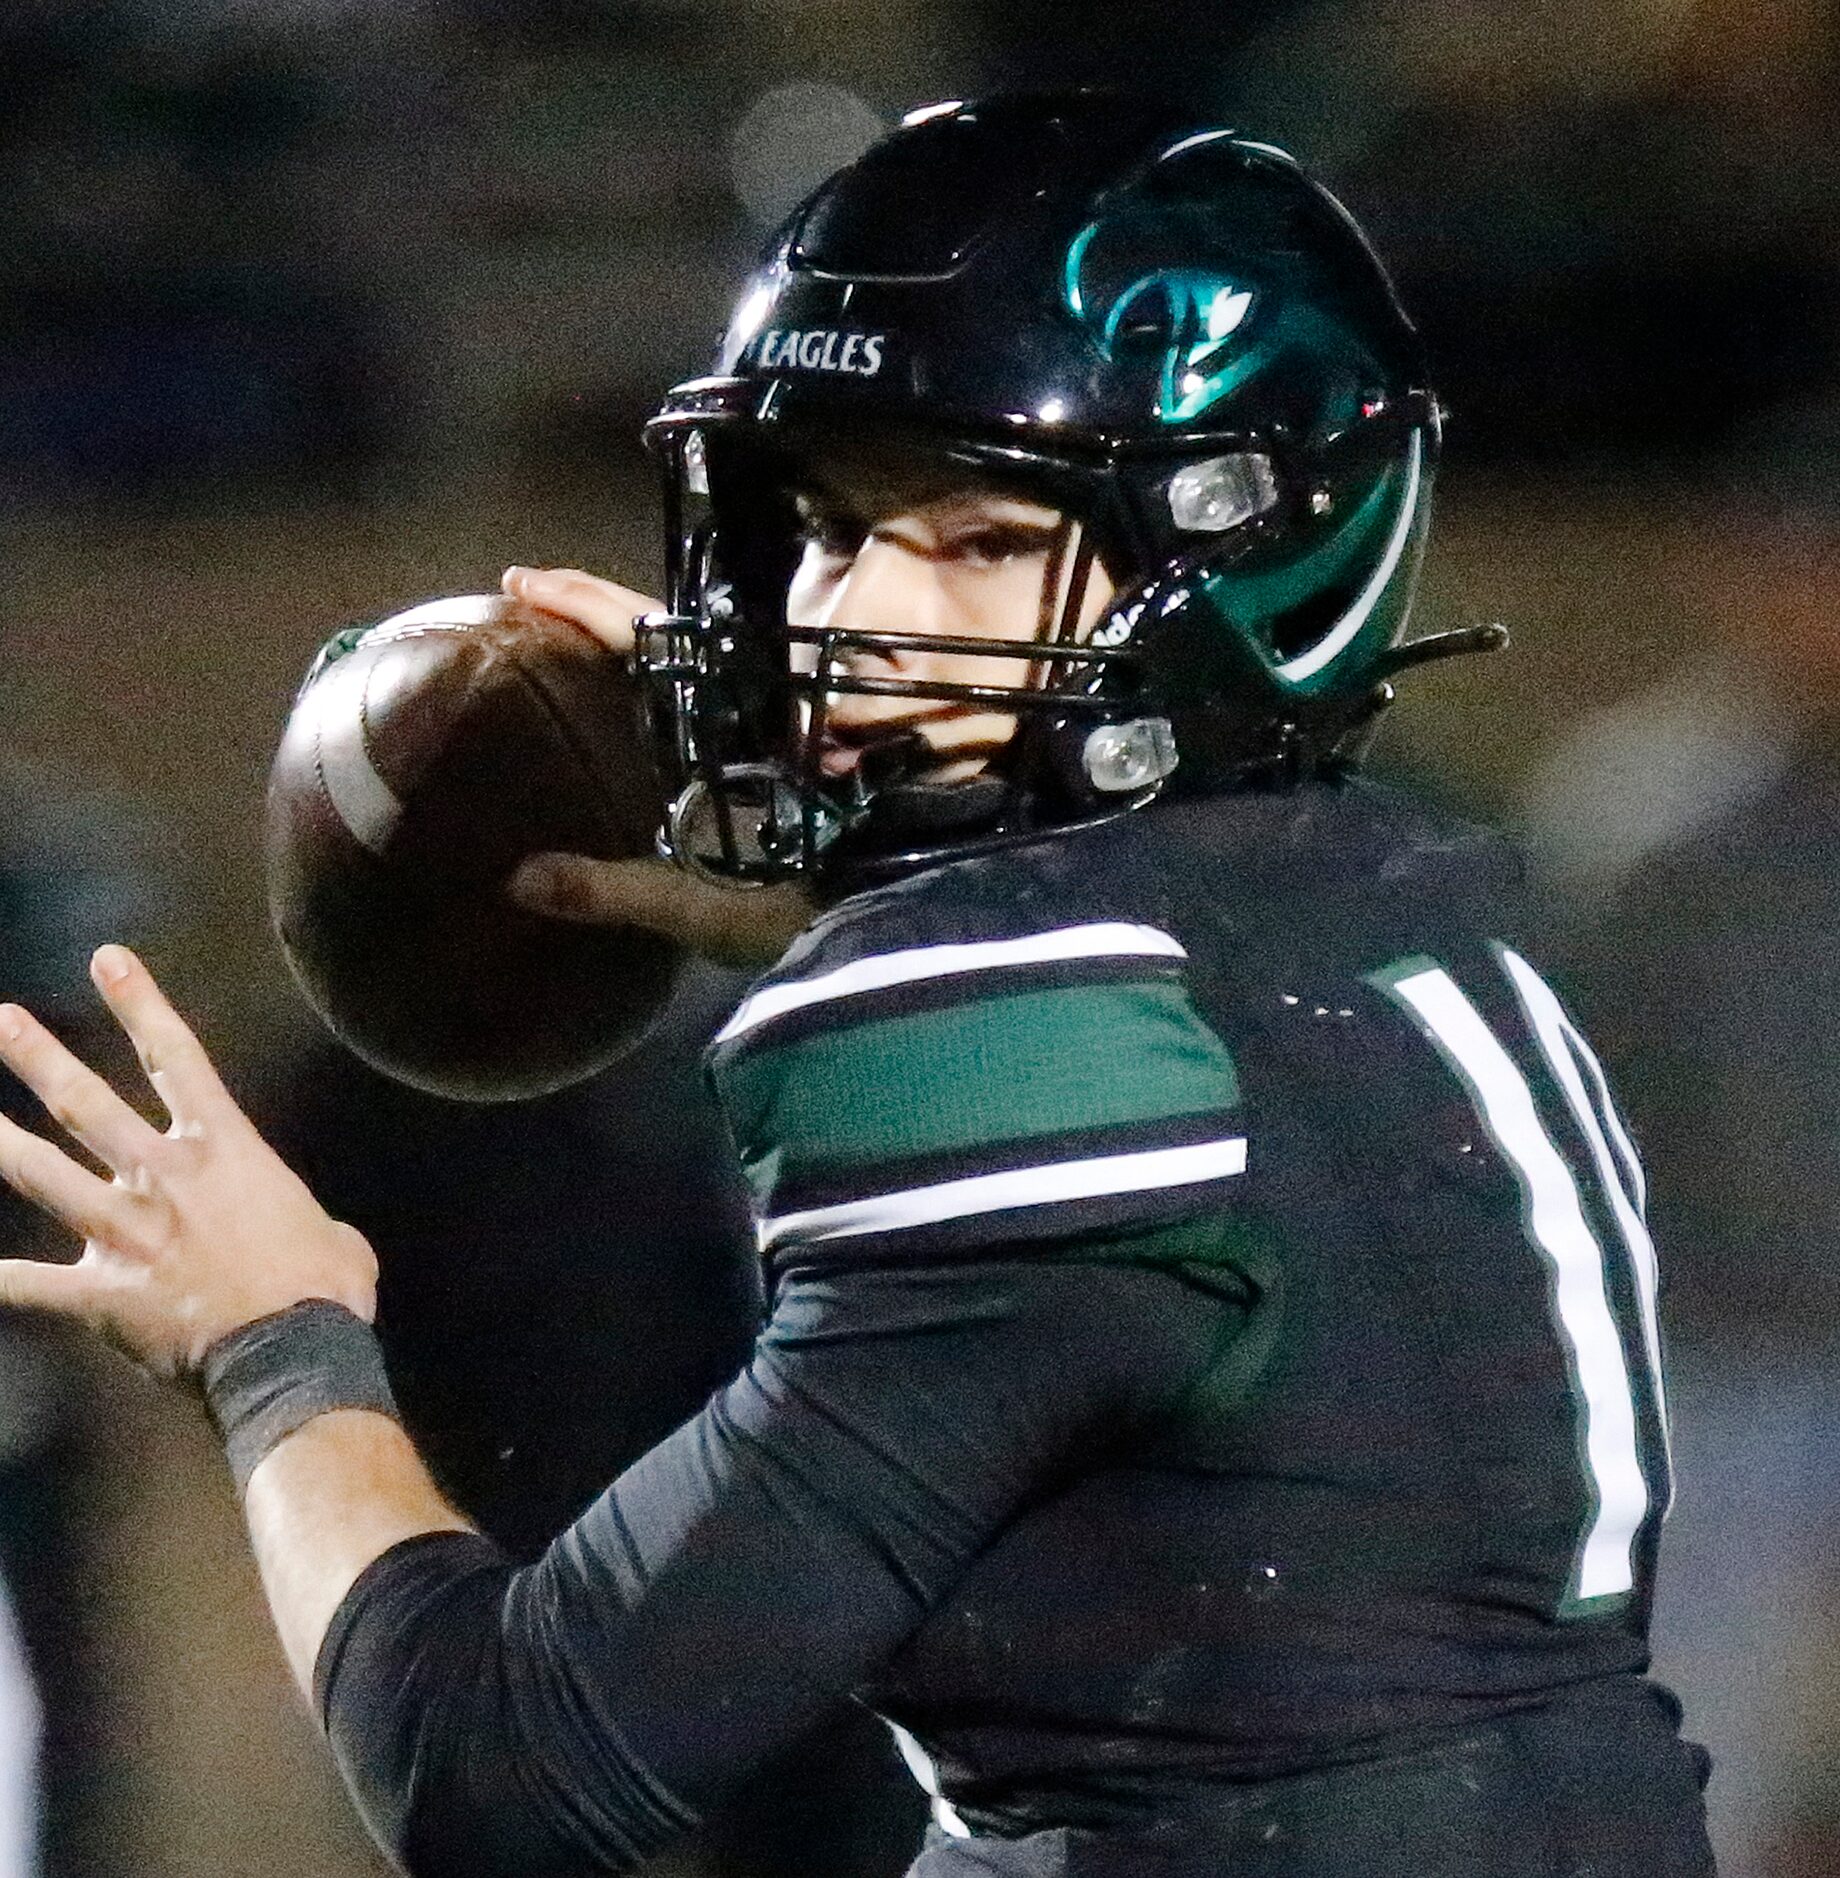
[849,731,1016,838]
[1305,620,1511,779]
[1374,619,1510,679]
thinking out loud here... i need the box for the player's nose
[826,534,947,663]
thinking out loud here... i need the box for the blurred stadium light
[729,81,884,228]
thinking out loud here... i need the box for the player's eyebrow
[793,476,1066,564]
[792,488,869,543]
[897,488,1060,526]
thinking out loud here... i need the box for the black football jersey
[705,776,1673,1826]
[317,777,1693,1878]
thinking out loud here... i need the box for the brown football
[265,593,682,1102]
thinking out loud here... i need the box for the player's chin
[821,711,1017,784]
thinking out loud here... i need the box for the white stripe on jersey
[716,922,1188,1044]
[758,1136,1247,1252]
[887,1724,972,1840]
[1498,947,1670,1489]
[1389,965,1648,1600]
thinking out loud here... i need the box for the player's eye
[946,522,1059,570]
[793,495,867,562]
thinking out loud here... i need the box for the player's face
[784,479,1117,785]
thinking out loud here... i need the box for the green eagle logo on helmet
[1064,221,1273,426]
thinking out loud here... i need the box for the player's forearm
[241,1412,576,1878]
[243,1408,474,1695]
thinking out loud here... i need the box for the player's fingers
[0,1002,167,1175]
[0,1114,152,1251]
[507,854,811,967]
[87,946,237,1132]
[500,567,661,657]
[0,1255,107,1320]
[508,852,702,930]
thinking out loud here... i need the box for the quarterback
[0,97,1713,1876]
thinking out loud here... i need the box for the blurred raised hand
[0,948,376,1378]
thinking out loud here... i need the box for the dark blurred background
[2,3,1837,1875]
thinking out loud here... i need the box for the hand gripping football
[265,593,682,1102]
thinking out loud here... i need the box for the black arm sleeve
[313,1253,1249,1877]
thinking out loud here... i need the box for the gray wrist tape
[201,1300,399,1495]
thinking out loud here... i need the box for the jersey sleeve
[313,1255,1253,1878]
[707,910,1249,1267]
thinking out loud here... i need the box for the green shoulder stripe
[718,979,1240,1189]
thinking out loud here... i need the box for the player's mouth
[816,712,1020,799]
[816,710,953,778]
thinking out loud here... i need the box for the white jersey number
[1376,946,1669,1610]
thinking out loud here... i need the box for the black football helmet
[639,92,1499,885]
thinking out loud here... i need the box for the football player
[0,96,1714,1877]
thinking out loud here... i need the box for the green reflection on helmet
[1197,430,1427,698]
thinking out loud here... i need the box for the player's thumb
[0,1257,92,1319]
[508,853,811,968]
